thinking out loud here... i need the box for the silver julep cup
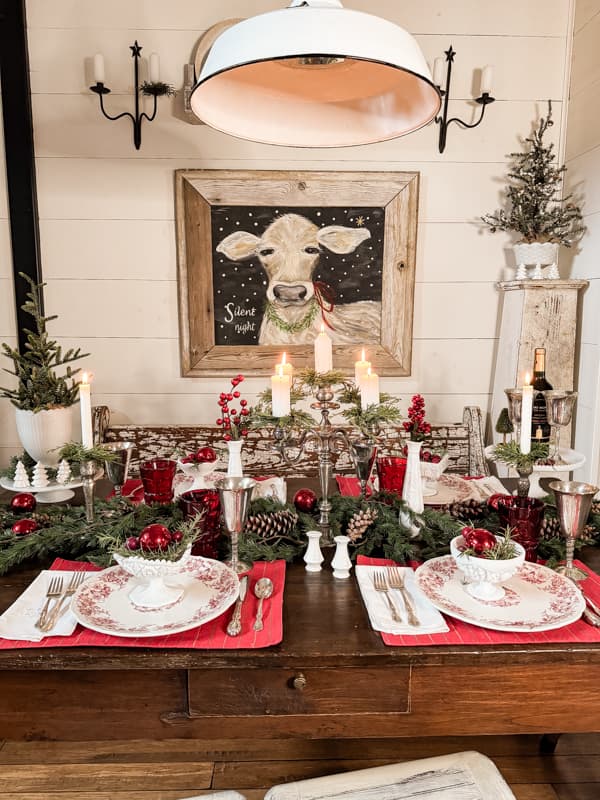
[215,476,257,574]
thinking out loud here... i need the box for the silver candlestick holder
[273,386,376,546]
[80,459,98,523]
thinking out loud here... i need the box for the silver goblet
[544,390,577,463]
[349,440,378,498]
[504,388,523,443]
[549,480,598,582]
[103,441,135,497]
[215,476,256,574]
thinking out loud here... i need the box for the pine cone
[31,512,51,526]
[440,499,485,521]
[244,509,298,541]
[591,502,600,517]
[541,515,561,539]
[346,507,379,542]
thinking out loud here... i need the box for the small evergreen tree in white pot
[481,102,585,279]
[1,274,89,465]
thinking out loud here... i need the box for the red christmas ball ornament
[293,488,318,514]
[125,536,140,551]
[195,446,217,463]
[462,527,497,555]
[9,492,37,513]
[172,531,184,543]
[139,524,172,551]
[12,518,38,535]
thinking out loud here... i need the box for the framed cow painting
[175,170,419,376]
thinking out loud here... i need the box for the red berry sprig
[216,374,251,441]
[402,393,432,442]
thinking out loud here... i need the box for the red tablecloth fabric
[357,555,600,646]
[0,558,285,650]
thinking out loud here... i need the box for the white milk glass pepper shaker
[331,535,352,579]
[304,530,324,572]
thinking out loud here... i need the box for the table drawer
[188,667,410,716]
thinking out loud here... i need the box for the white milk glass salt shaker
[331,535,352,579]
[304,530,324,572]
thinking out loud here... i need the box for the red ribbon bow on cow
[312,281,336,330]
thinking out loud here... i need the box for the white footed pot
[226,439,244,477]
[15,406,74,467]
[513,242,559,278]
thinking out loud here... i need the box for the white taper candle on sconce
[314,324,333,373]
[93,53,105,83]
[271,366,291,417]
[433,57,445,87]
[149,52,160,83]
[275,351,293,377]
[480,64,494,95]
[520,373,533,455]
[354,348,371,390]
[79,372,94,448]
[360,367,379,410]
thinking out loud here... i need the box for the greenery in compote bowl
[98,514,201,563]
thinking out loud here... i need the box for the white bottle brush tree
[481,101,585,247]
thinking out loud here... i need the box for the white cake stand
[484,446,586,498]
[0,476,82,503]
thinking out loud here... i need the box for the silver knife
[584,593,600,618]
[226,576,248,637]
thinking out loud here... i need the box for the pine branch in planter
[492,440,550,470]
[0,273,89,411]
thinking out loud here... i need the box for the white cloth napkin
[0,570,89,642]
[356,565,449,635]
[466,475,508,501]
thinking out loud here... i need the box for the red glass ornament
[195,446,217,463]
[293,488,318,513]
[487,493,512,511]
[462,527,497,554]
[12,518,38,535]
[139,524,172,551]
[9,493,37,513]
[125,536,140,551]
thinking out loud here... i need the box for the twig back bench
[94,405,489,478]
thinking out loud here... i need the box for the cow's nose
[273,284,308,302]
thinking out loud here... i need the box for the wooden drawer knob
[292,673,307,691]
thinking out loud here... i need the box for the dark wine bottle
[531,347,552,443]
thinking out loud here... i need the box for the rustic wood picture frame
[175,169,419,376]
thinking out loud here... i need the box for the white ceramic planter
[15,406,74,466]
[513,242,559,279]
[226,439,244,477]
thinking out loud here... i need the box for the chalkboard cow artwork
[216,213,381,345]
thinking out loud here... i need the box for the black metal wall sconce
[89,41,174,150]
[433,46,495,153]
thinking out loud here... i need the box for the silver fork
[372,571,402,623]
[40,572,86,632]
[35,576,63,629]
[388,567,420,627]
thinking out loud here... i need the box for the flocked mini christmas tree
[495,408,514,444]
[13,460,31,489]
[56,459,72,485]
[481,101,585,247]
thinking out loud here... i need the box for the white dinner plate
[415,556,585,632]
[71,556,239,638]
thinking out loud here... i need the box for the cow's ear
[317,225,371,254]
[216,231,261,261]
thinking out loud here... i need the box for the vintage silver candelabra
[272,386,377,546]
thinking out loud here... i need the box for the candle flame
[361,348,365,361]
[320,323,325,334]
[282,352,287,365]
[525,372,531,386]
[81,372,89,384]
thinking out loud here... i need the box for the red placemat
[0,558,285,650]
[358,555,600,646]
[336,476,372,497]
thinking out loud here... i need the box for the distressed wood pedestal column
[491,279,588,445]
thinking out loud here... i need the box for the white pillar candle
[354,348,371,389]
[93,53,105,84]
[480,64,493,95]
[433,57,445,87]
[79,372,94,448]
[149,52,160,83]
[520,374,533,455]
[271,366,291,417]
[314,324,333,373]
[275,351,293,377]
[360,367,379,410]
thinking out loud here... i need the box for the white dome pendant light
[190,0,441,147]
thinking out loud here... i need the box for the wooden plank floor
[0,734,598,799]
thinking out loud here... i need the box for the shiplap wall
[0,1,575,465]
[566,0,600,485]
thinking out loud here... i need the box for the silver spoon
[253,577,274,632]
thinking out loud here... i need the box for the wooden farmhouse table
[0,481,600,744]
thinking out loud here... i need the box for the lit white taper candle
[271,365,291,418]
[354,348,371,390]
[520,373,533,455]
[360,367,380,410]
[314,323,333,373]
[79,372,94,448]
